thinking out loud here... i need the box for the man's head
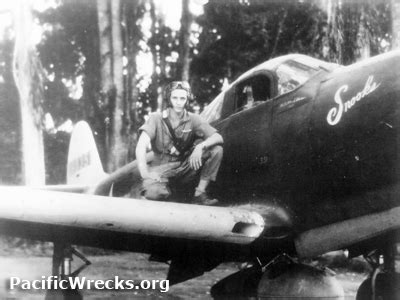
[164,81,193,111]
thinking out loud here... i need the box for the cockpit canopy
[202,54,338,123]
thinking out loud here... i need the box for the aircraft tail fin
[67,121,107,186]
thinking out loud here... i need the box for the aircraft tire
[257,262,344,299]
[211,261,345,299]
[356,273,400,300]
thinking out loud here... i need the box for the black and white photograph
[0,0,399,299]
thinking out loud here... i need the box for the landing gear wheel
[358,242,400,300]
[356,273,400,300]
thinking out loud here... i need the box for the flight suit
[139,109,223,200]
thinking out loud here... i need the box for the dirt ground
[0,252,366,299]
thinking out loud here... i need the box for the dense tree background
[191,1,327,103]
[190,0,391,104]
[0,0,396,184]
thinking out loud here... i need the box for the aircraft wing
[1,187,399,285]
[0,186,295,284]
[0,186,266,245]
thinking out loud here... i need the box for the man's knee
[209,145,223,160]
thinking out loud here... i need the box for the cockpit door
[213,73,275,189]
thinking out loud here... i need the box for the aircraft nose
[322,50,400,129]
[309,50,400,194]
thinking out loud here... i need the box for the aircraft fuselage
[212,51,400,235]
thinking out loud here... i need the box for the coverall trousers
[142,145,223,201]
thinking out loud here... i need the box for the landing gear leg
[45,243,91,300]
[356,244,400,300]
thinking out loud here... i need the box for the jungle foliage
[0,0,396,184]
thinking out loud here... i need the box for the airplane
[1,50,400,299]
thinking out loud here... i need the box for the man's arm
[189,132,223,170]
[135,132,160,180]
[198,132,223,150]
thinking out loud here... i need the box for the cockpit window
[234,75,271,113]
[276,60,319,95]
[202,55,338,123]
[202,74,272,123]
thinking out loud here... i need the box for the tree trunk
[355,4,370,61]
[97,0,127,171]
[97,0,114,171]
[149,0,162,111]
[269,9,288,59]
[392,0,400,49]
[80,0,104,164]
[12,0,45,185]
[149,0,168,111]
[321,0,333,60]
[122,0,142,161]
[177,0,193,81]
[109,0,127,170]
[322,0,344,64]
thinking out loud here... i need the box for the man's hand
[189,143,204,170]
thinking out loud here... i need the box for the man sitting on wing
[135,81,223,205]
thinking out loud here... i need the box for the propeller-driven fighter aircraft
[1,50,400,299]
